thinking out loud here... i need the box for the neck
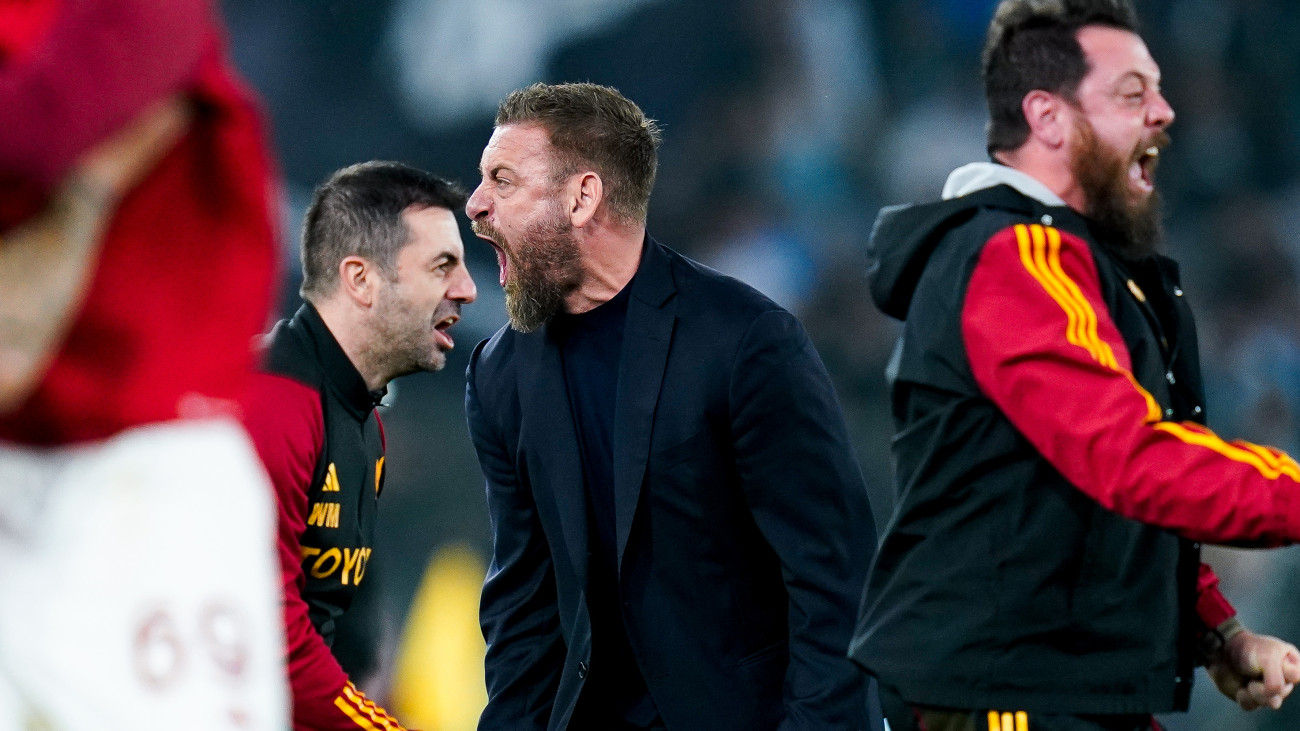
[564,222,646,315]
[312,296,388,391]
[995,149,1086,213]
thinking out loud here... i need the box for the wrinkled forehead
[1076,25,1161,89]
[479,122,556,173]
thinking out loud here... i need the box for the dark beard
[475,209,582,333]
[370,287,457,379]
[1070,119,1166,262]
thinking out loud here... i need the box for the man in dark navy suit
[464,82,880,731]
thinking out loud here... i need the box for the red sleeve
[961,222,1300,547]
[0,0,208,190]
[1196,562,1236,630]
[243,373,410,731]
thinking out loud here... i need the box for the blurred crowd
[218,0,1300,728]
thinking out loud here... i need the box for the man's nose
[450,265,477,304]
[466,183,489,221]
[1149,90,1175,129]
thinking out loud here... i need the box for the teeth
[1145,146,1159,158]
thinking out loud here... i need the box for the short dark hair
[496,82,662,224]
[983,0,1139,155]
[300,161,467,300]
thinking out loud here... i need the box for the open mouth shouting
[1129,132,1169,197]
[1130,145,1159,194]
[471,220,511,287]
[433,311,460,351]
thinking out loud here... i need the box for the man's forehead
[480,123,552,168]
[403,206,461,250]
[1077,25,1161,84]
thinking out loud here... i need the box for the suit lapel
[518,325,589,586]
[612,238,678,574]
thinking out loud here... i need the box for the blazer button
[578,661,589,679]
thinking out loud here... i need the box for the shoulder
[241,372,324,482]
[467,322,520,386]
[244,315,327,459]
[661,245,789,329]
[914,205,1077,310]
[260,315,325,387]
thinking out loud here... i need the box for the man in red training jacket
[243,161,476,730]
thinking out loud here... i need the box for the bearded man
[852,1,1300,729]
[242,161,476,731]
[463,82,881,731]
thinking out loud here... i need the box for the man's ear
[569,172,603,229]
[1022,90,1071,149]
[337,255,376,307]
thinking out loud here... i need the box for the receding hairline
[477,121,561,176]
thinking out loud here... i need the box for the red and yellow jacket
[852,175,1296,714]
[244,304,411,731]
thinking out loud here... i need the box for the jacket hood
[867,164,1076,320]
[866,194,989,320]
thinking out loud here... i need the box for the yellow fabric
[390,544,489,730]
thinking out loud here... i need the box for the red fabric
[961,223,1300,548]
[243,373,408,731]
[1196,562,1237,631]
[0,0,62,61]
[0,0,207,194]
[0,0,278,444]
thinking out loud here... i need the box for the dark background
[218,1,1300,728]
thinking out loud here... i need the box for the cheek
[1093,117,1143,148]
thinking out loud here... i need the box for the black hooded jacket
[848,182,1221,714]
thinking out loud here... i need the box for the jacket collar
[626,233,676,308]
[943,162,1067,207]
[296,302,385,418]
[515,234,679,585]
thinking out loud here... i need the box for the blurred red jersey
[0,0,279,444]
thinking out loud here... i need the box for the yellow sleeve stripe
[1245,442,1300,475]
[1009,223,1300,486]
[334,695,381,731]
[1016,224,1093,361]
[337,682,404,731]
[1043,226,1119,369]
[1152,421,1300,481]
[346,686,400,731]
[1012,224,1162,423]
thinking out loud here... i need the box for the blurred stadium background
[216,0,1300,728]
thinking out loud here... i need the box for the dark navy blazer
[467,237,880,731]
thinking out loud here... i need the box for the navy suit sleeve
[729,309,879,731]
[467,343,565,731]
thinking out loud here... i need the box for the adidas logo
[322,462,340,492]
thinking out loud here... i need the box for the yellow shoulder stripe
[1011,223,1300,483]
[1012,224,1161,422]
